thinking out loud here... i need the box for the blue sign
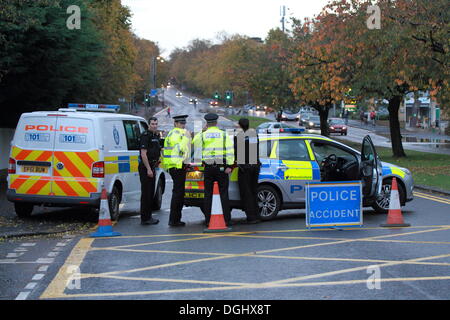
[306,181,362,229]
[150,89,158,97]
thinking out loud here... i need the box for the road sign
[150,89,158,97]
[306,181,362,229]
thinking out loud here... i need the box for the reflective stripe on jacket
[163,127,190,169]
[192,126,234,165]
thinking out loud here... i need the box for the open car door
[360,135,382,199]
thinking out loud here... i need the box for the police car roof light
[67,103,120,113]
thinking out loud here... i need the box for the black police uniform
[138,129,161,224]
[234,128,261,222]
[201,113,233,226]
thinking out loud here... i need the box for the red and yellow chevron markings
[9,147,99,197]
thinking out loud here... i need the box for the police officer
[234,118,261,223]
[192,113,234,226]
[163,114,190,227]
[138,117,161,225]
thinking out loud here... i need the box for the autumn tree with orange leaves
[290,11,351,137]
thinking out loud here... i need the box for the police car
[7,103,166,220]
[184,133,414,219]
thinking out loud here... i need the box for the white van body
[7,108,165,219]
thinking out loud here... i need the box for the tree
[249,29,297,110]
[323,0,448,157]
[290,13,350,137]
[0,0,103,127]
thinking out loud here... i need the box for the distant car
[299,113,313,126]
[305,115,321,129]
[256,122,304,134]
[189,98,198,104]
[209,100,219,106]
[281,110,300,121]
[176,92,182,98]
[328,118,348,135]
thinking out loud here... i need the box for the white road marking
[25,282,37,290]
[36,258,54,264]
[32,274,45,281]
[15,292,31,300]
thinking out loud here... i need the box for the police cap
[204,113,218,123]
[173,114,188,124]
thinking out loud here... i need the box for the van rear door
[9,115,57,196]
[51,116,99,198]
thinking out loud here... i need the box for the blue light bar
[68,103,120,112]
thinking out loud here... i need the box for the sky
[122,0,330,58]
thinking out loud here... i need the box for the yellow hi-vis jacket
[192,126,234,166]
[163,127,190,169]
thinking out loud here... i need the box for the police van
[184,133,414,219]
[7,104,165,219]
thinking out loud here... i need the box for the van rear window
[15,116,58,150]
[54,118,94,151]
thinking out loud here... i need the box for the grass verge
[225,115,270,129]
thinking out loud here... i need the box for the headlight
[342,127,347,130]
[309,122,314,126]
[330,126,334,130]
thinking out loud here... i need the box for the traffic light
[225,91,233,104]
[214,91,220,99]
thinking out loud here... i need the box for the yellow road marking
[262,252,450,286]
[41,225,450,299]
[40,238,93,299]
[81,274,254,287]
[414,192,450,205]
[42,275,450,299]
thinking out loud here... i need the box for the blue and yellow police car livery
[184,132,414,219]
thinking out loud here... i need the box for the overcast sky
[122,0,330,58]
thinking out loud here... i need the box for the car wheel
[109,186,121,221]
[257,185,281,220]
[14,203,34,218]
[152,178,163,210]
[372,178,406,214]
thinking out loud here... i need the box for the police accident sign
[306,181,363,229]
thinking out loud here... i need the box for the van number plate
[22,166,48,173]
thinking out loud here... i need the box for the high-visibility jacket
[163,127,190,169]
[192,126,234,166]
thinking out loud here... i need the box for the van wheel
[14,203,34,218]
[152,179,163,210]
[372,178,406,214]
[109,186,121,221]
[257,185,281,221]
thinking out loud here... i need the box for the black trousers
[203,166,231,225]
[168,168,186,224]
[139,163,155,222]
[238,165,261,221]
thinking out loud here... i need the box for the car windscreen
[310,116,320,121]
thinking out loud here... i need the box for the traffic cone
[204,181,232,233]
[90,187,122,237]
[381,177,410,227]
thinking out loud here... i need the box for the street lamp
[149,56,165,109]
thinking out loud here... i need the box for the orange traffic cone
[204,181,232,233]
[90,186,122,237]
[381,177,410,227]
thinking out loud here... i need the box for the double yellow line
[413,191,450,205]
